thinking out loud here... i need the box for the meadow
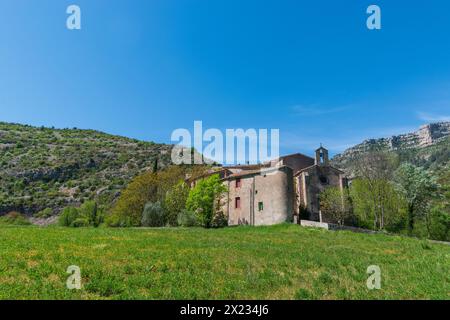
[0,224,448,300]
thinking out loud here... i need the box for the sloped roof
[224,165,291,180]
[294,164,345,176]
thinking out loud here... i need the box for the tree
[79,200,102,227]
[156,165,189,201]
[427,206,450,241]
[186,174,227,228]
[394,163,439,235]
[108,171,159,226]
[319,187,352,226]
[164,180,190,226]
[352,151,400,230]
[350,179,406,231]
[153,159,158,173]
[107,165,208,227]
[58,207,80,227]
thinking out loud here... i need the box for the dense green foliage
[141,202,165,227]
[349,179,406,232]
[107,171,159,227]
[394,163,439,234]
[0,224,448,299]
[35,208,53,218]
[186,174,228,228]
[58,201,103,228]
[0,212,31,225]
[328,147,449,241]
[0,122,172,215]
[164,181,190,226]
[319,187,352,226]
[177,209,199,227]
[107,165,208,227]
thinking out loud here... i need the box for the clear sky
[1,0,450,158]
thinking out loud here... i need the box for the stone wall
[224,166,293,226]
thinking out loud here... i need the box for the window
[258,202,264,211]
[236,178,241,188]
[319,175,329,185]
[235,197,241,209]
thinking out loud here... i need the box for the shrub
[80,200,103,227]
[141,202,165,227]
[71,218,90,228]
[58,207,80,227]
[105,213,133,228]
[211,211,228,228]
[0,212,31,225]
[177,209,199,227]
[427,206,450,241]
[35,208,53,218]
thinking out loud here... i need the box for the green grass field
[0,224,448,300]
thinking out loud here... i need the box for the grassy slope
[0,122,172,214]
[0,224,448,300]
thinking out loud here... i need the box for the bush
[141,202,165,227]
[177,209,199,227]
[427,206,450,241]
[35,208,53,218]
[105,214,133,228]
[80,201,103,227]
[58,207,80,227]
[211,211,228,228]
[71,218,90,228]
[0,212,31,225]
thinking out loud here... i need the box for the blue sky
[1,0,450,158]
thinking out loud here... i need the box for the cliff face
[332,122,450,174]
[416,122,450,147]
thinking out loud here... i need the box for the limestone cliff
[332,122,450,174]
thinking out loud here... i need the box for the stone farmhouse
[188,146,347,226]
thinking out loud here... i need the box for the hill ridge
[0,122,173,215]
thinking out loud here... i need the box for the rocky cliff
[332,122,450,175]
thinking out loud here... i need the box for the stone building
[188,146,347,226]
[222,165,294,226]
[294,146,347,222]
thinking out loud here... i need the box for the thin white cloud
[416,112,450,122]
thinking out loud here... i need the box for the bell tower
[315,145,329,166]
